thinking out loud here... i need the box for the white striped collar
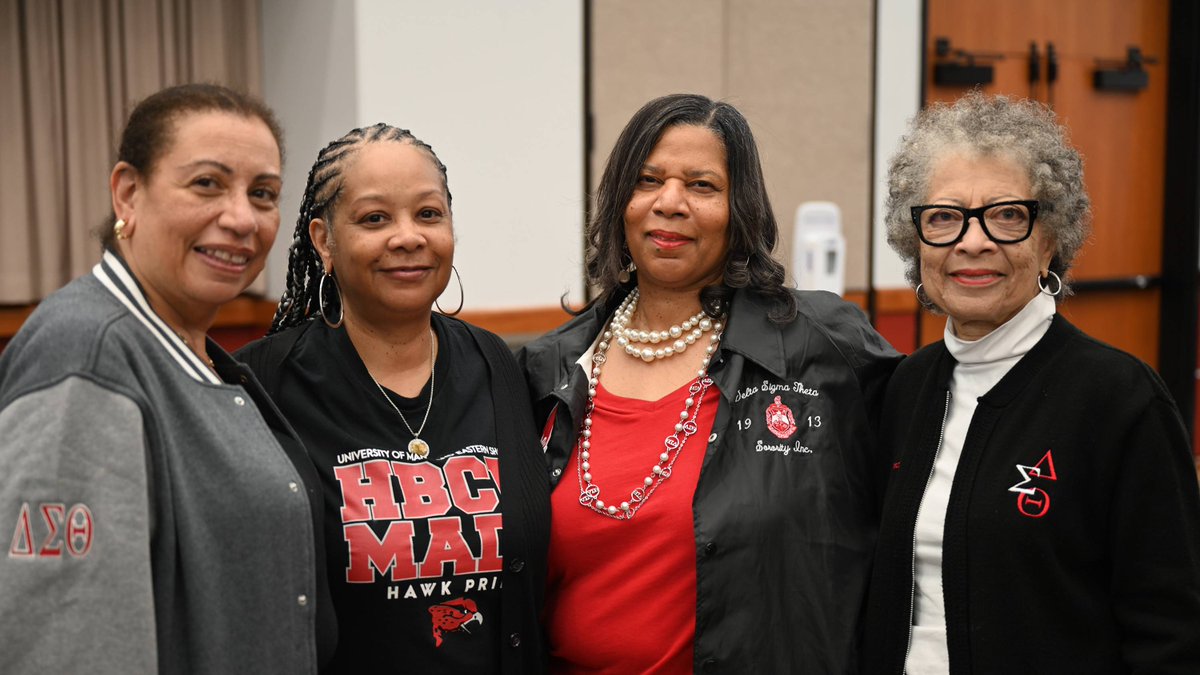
[93,250,223,385]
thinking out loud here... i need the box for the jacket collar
[92,249,223,385]
[717,288,789,379]
[927,312,1077,407]
[523,286,792,400]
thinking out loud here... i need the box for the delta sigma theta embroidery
[765,396,798,440]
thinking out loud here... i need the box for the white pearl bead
[620,502,630,511]
[581,450,589,459]
[596,500,605,509]
[674,339,686,352]
[584,472,592,482]
[644,477,653,486]
[607,505,618,514]
[675,423,684,432]
[582,441,590,451]
[640,348,655,362]
[598,341,608,351]
[588,388,597,397]
[686,334,697,344]
[582,429,591,438]
[664,347,674,356]
[617,336,629,347]
[603,330,612,339]
[654,349,665,359]
[581,461,590,471]
[653,466,663,475]
[659,452,669,462]
[706,345,715,354]
[589,377,598,386]
[700,317,712,330]
[685,397,694,407]
[679,410,689,420]
[670,325,682,338]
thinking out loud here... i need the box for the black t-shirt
[267,316,503,674]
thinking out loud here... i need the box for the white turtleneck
[904,292,1057,674]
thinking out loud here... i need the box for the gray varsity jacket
[0,251,321,674]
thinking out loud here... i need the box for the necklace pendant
[408,437,430,458]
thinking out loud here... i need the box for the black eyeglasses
[910,200,1040,246]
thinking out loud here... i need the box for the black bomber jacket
[518,287,901,674]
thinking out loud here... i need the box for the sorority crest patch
[765,396,798,440]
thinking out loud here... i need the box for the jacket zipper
[902,390,951,672]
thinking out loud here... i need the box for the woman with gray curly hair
[862,91,1200,673]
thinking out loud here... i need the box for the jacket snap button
[703,657,717,670]
[509,633,521,647]
[288,482,299,493]
[509,558,525,573]
[551,467,562,477]
[708,432,717,442]
[560,383,569,390]
[297,594,308,606]
[234,396,246,406]
[704,542,717,555]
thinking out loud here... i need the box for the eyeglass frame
[909,199,1040,247]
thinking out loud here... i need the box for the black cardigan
[238,317,549,675]
[862,314,1200,674]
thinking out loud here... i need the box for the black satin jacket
[518,287,901,674]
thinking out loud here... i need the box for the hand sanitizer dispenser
[792,201,846,295]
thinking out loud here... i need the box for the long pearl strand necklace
[577,300,724,520]
[611,288,716,362]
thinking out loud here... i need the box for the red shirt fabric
[546,377,720,674]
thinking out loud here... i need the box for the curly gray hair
[884,91,1091,298]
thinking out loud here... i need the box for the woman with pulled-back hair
[0,83,332,673]
[237,123,549,674]
[518,93,902,673]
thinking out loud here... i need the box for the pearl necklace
[611,288,715,362]
[577,310,724,520]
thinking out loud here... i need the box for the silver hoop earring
[915,283,935,310]
[1038,270,1063,297]
[318,271,344,328]
[435,265,464,316]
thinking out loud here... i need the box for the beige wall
[592,0,875,290]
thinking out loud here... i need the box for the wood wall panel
[922,0,1169,365]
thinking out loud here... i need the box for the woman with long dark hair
[519,93,902,673]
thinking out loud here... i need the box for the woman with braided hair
[237,123,549,674]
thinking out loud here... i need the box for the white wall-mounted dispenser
[792,201,846,295]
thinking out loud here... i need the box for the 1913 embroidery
[1007,450,1057,518]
